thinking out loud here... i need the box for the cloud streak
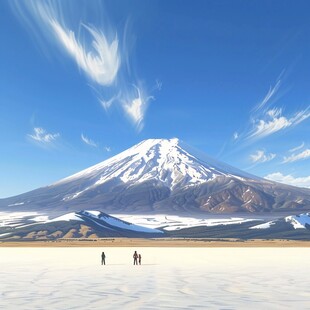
[51,21,120,86]
[28,127,60,145]
[232,72,310,144]
[248,108,310,140]
[122,85,154,132]
[289,142,305,153]
[250,150,276,163]
[283,149,310,163]
[265,172,310,189]
[253,79,281,112]
[10,0,153,132]
[233,132,239,140]
[81,134,98,147]
[100,93,120,111]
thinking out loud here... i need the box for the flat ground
[1,247,310,309]
[1,238,310,247]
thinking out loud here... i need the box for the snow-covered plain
[1,247,310,309]
[0,211,260,231]
[114,214,260,231]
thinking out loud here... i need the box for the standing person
[133,251,138,265]
[101,252,106,265]
[138,254,142,265]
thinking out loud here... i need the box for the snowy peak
[3,138,310,214]
[54,138,255,192]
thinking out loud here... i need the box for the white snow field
[1,247,310,309]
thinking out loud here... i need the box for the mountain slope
[1,138,310,214]
[0,210,164,240]
[1,210,310,240]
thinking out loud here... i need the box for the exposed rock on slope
[1,138,310,214]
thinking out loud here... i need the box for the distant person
[138,254,142,265]
[101,252,106,265]
[133,251,138,265]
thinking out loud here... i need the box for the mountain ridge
[1,138,310,214]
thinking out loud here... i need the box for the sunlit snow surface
[285,214,310,229]
[0,212,40,227]
[0,212,259,231]
[52,138,256,200]
[2,211,310,233]
[250,213,310,230]
[81,211,164,233]
[250,221,276,229]
[114,214,259,231]
[1,248,310,309]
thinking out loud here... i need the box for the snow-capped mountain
[1,138,310,214]
[54,138,257,191]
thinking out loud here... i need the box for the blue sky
[1,0,310,198]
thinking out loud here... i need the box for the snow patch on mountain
[8,202,25,207]
[48,212,84,222]
[79,210,163,233]
[250,213,310,230]
[250,221,276,229]
[63,191,85,201]
[52,138,257,198]
[0,212,39,227]
[114,214,260,231]
[285,214,310,229]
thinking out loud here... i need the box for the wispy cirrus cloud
[289,142,305,153]
[100,93,120,111]
[81,134,98,147]
[28,127,60,145]
[248,108,310,140]
[252,79,282,112]
[122,84,154,132]
[10,0,155,132]
[250,150,276,163]
[265,172,310,189]
[233,132,239,140]
[10,1,120,87]
[283,149,310,163]
[232,72,310,143]
[50,21,120,86]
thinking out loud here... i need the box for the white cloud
[28,127,60,144]
[233,72,310,144]
[10,1,120,87]
[10,1,153,132]
[283,149,310,163]
[122,85,153,132]
[104,146,111,152]
[289,142,305,153]
[265,172,310,189]
[81,134,97,147]
[233,132,239,140]
[249,108,310,140]
[250,150,276,163]
[51,21,120,86]
[100,93,119,111]
[253,79,281,112]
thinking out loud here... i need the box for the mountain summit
[55,138,257,190]
[1,138,310,214]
